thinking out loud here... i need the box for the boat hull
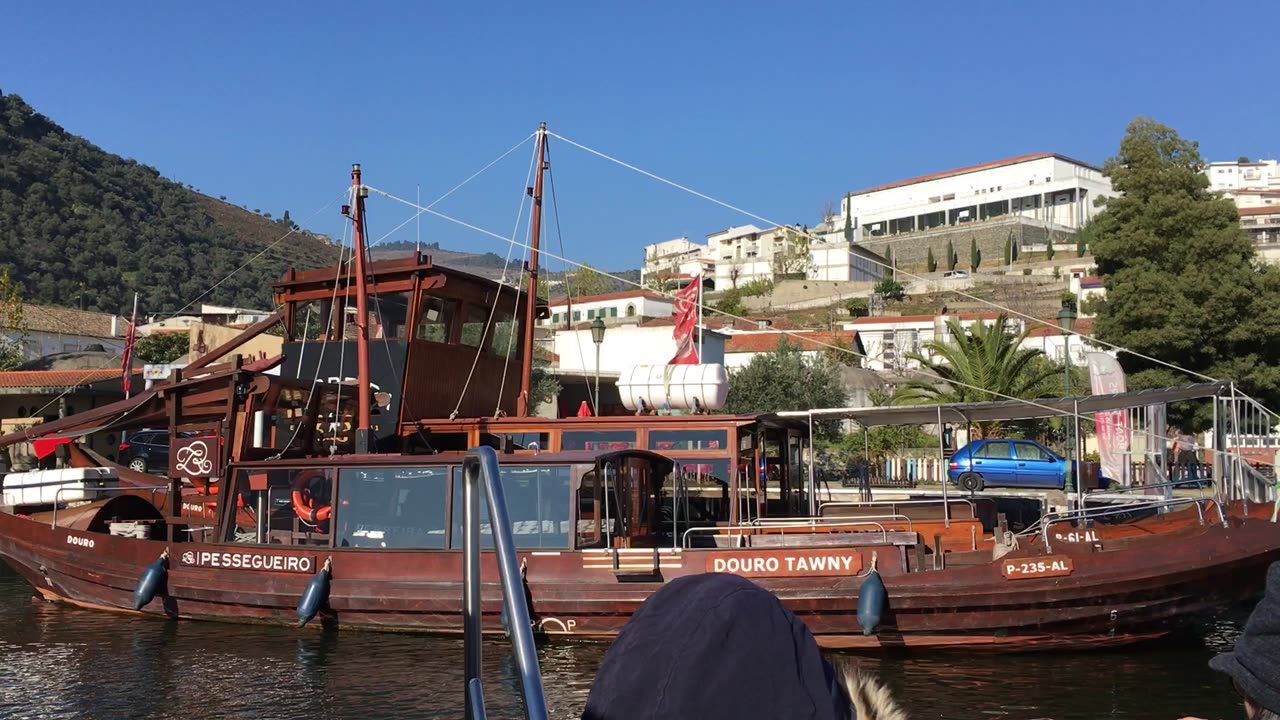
[2,508,1275,652]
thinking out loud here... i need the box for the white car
[942,270,969,279]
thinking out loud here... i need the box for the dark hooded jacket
[582,573,905,720]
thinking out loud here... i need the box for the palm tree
[891,315,1061,438]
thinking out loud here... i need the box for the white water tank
[618,364,729,412]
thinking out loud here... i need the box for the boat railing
[50,485,169,528]
[818,498,977,519]
[1085,478,1208,498]
[747,514,914,533]
[1036,497,1226,552]
[682,520,889,548]
[461,446,548,720]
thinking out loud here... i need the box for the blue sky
[6,2,1277,272]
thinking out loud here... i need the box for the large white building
[641,237,713,287]
[542,290,674,328]
[845,153,1115,240]
[843,313,1015,372]
[1206,159,1280,194]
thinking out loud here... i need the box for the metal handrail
[1086,478,1208,497]
[50,485,168,527]
[682,520,889,548]
[1037,497,1226,552]
[748,514,914,533]
[462,446,547,720]
[819,497,977,517]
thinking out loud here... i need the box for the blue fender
[856,561,886,636]
[297,557,332,627]
[133,549,169,611]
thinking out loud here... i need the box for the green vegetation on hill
[0,92,339,314]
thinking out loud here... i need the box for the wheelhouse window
[665,459,731,547]
[369,292,410,339]
[648,430,727,451]
[450,465,572,550]
[460,305,488,347]
[335,467,449,549]
[416,296,457,343]
[490,313,520,356]
[481,432,550,452]
[562,430,636,451]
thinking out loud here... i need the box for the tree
[887,247,896,278]
[873,277,905,301]
[725,339,847,438]
[567,264,609,297]
[1091,117,1280,430]
[891,315,1061,437]
[843,193,854,243]
[946,239,957,271]
[926,247,937,273]
[714,288,747,317]
[772,228,812,276]
[1045,238,1055,261]
[1005,232,1017,265]
[0,267,27,370]
[969,237,980,272]
[133,332,190,364]
[1238,156,1251,164]
[644,274,674,294]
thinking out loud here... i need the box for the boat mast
[517,123,548,417]
[350,163,373,453]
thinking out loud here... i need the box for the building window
[573,311,581,322]
[610,307,618,318]
[625,304,636,317]
[587,309,595,319]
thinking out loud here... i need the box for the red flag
[121,294,138,398]
[669,275,701,365]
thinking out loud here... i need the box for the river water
[0,572,1253,720]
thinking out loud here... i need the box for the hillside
[0,92,340,314]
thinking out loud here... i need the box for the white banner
[1087,353,1130,484]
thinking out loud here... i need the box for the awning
[772,381,1229,427]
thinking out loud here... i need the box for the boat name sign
[179,550,314,573]
[705,549,862,578]
[1001,556,1074,580]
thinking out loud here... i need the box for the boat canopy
[772,381,1230,427]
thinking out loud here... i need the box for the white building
[843,313,1015,372]
[845,153,1115,239]
[809,237,886,282]
[551,322,725,374]
[710,224,813,289]
[4,304,127,359]
[641,237,713,287]
[1205,159,1280,194]
[1241,206,1280,246]
[542,290,674,327]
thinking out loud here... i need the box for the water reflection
[0,575,1254,719]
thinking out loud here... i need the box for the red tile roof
[548,290,669,308]
[0,369,122,389]
[849,312,1002,325]
[1239,206,1280,216]
[725,330,860,354]
[851,153,1100,196]
[1026,318,1095,338]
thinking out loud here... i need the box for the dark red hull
[2,508,1275,652]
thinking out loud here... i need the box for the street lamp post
[590,317,606,414]
[1058,305,1078,499]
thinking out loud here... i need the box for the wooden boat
[1,134,1277,652]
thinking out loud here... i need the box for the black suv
[119,431,171,474]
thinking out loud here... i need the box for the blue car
[947,438,1069,492]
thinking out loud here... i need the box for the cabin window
[449,464,572,549]
[665,459,731,545]
[489,315,520,356]
[225,468,335,547]
[291,299,335,339]
[562,430,637,452]
[416,296,457,343]
[334,467,449,549]
[576,466,619,549]
[460,305,489,347]
[481,432,550,452]
[370,291,411,339]
[648,430,727,451]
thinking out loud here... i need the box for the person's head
[581,573,904,720]
[1210,562,1280,719]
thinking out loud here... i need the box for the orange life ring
[291,470,333,524]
